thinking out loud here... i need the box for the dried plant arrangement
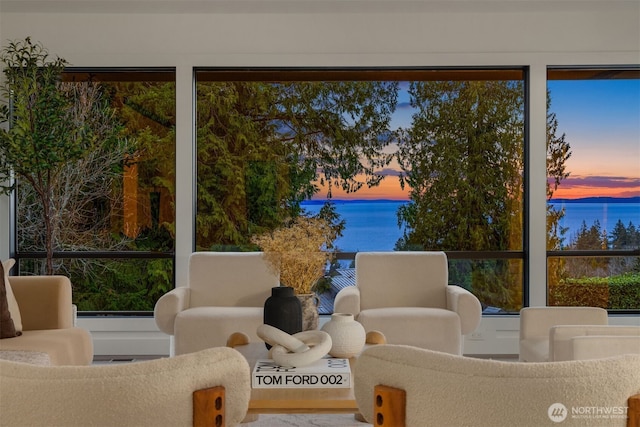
[251,217,337,295]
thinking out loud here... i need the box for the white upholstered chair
[519,306,608,362]
[0,347,251,427]
[0,272,94,366]
[354,344,640,427]
[334,251,482,355]
[154,252,278,355]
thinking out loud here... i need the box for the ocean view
[302,200,406,251]
[301,198,640,252]
[550,200,640,242]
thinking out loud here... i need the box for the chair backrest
[8,275,74,330]
[519,306,608,340]
[355,344,640,427]
[0,347,251,427]
[355,252,448,310]
[188,252,278,307]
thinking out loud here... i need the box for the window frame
[11,67,177,317]
[545,65,640,314]
[195,66,530,314]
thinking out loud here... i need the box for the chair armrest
[154,286,190,335]
[446,285,482,335]
[193,386,226,427]
[549,325,589,361]
[519,307,608,341]
[334,286,361,316]
[629,394,640,427]
[373,385,406,427]
[8,276,74,330]
[550,325,640,361]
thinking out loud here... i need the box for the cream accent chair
[334,252,482,355]
[154,252,278,355]
[354,344,640,427]
[0,347,251,427]
[550,325,640,361]
[519,306,608,362]
[0,275,93,366]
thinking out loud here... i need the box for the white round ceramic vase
[321,313,366,358]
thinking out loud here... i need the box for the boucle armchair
[0,347,251,427]
[154,252,278,355]
[334,252,481,355]
[519,306,608,362]
[354,344,640,427]
[0,274,93,366]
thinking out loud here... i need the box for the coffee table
[231,341,358,415]
[227,331,385,416]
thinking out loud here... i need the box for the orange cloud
[313,175,410,200]
[550,176,640,199]
[315,174,640,200]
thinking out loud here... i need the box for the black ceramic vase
[263,286,303,349]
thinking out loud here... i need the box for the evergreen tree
[546,92,571,252]
[196,80,398,250]
[393,80,524,309]
[393,80,571,310]
[395,80,524,252]
[608,220,640,275]
[610,220,629,249]
[566,220,609,276]
[627,223,640,249]
[572,220,605,250]
[115,80,176,241]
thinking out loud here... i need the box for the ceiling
[0,0,628,15]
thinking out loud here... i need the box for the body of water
[302,200,406,251]
[301,199,640,251]
[549,201,640,242]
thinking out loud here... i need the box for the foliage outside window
[1,38,176,312]
[195,71,396,251]
[546,68,640,311]
[195,69,550,313]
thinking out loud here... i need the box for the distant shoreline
[303,199,407,204]
[549,196,640,204]
[304,196,640,204]
[302,195,638,251]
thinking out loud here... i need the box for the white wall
[1,0,639,355]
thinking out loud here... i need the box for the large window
[195,68,527,313]
[546,68,640,311]
[14,69,176,312]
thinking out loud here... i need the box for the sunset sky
[547,79,640,199]
[315,79,640,201]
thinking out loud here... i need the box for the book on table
[252,357,351,388]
